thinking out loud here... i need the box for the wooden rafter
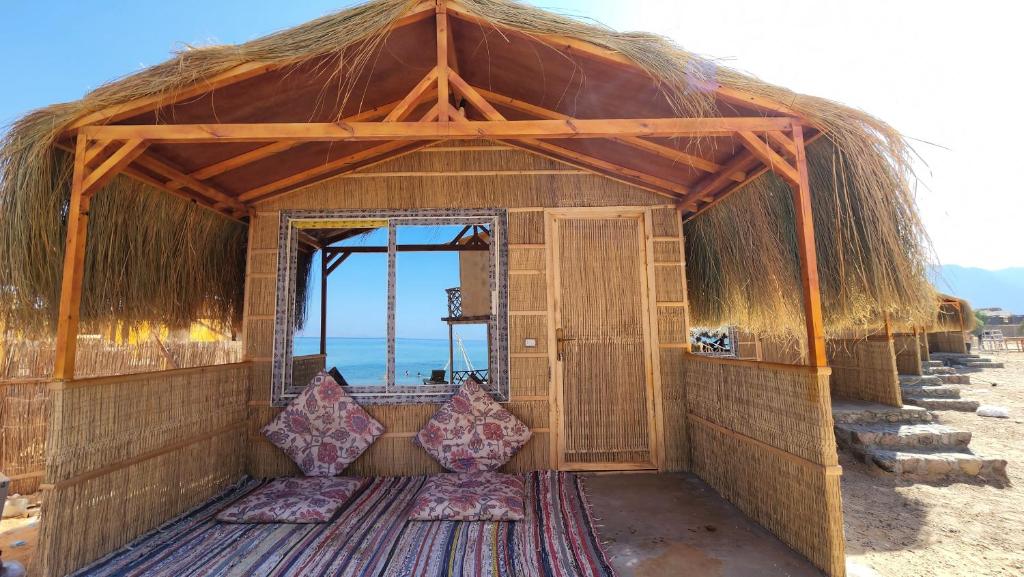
[680,150,760,212]
[384,68,439,122]
[735,131,799,186]
[82,117,795,143]
[238,105,441,204]
[766,130,798,158]
[447,71,688,198]
[81,140,150,197]
[444,0,809,123]
[133,153,247,213]
[470,85,745,182]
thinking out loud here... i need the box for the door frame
[544,206,665,471]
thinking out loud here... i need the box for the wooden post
[53,135,91,380]
[320,251,328,356]
[448,323,455,385]
[790,125,827,367]
[435,0,450,122]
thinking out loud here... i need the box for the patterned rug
[72,471,618,577]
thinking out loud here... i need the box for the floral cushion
[414,379,531,472]
[408,472,526,521]
[216,477,363,523]
[262,371,384,476]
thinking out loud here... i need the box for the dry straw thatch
[0,0,933,337]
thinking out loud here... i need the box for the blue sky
[4,1,1022,332]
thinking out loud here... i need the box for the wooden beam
[133,153,247,213]
[383,67,439,122]
[472,85,745,181]
[239,105,441,203]
[790,124,827,367]
[53,135,91,380]
[447,75,689,198]
[681,150,760,211]
[82,140,112,167]
[83,116,795,143]
[65,5,436,133]
[445,0,809,123]
[81,139,150,197]
[767,130,798,158]
[436,1,451,121]
[736,131,799,186]
[177,141,298,184]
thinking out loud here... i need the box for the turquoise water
[293,336,488,385]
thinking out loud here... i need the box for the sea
[293,336,488,385]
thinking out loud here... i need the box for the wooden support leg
[53,136,91,380]
[790,125,827,367]
[320,251,328,357]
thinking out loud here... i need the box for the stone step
[926,366,956,375]
[835,422,971,451]
[899,374,944,386]
[903,397,980,412]
[900,384,962,398]
[938,374,971,385]
[930,353,981,362]
[961,361,1005,369]
[864,447,1007,482]
[922,360,946,368]
[831,400,933,424]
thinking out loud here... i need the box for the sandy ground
[842,349,1024,577]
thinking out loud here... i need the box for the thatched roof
[0,0,933,337]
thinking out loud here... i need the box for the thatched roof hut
[1,0,932,341]
[3,2,940,577]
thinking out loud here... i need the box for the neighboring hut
[0,1,935,576]
[928,293,975,354]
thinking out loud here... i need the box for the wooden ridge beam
[736,130,799,186]
[471,85,744,181]
[82,116,796,143]
[436,1,451,121]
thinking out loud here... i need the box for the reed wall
[0,380,48,494]
[244,142,689,475]
[35,363,249,577]
[683,354,845,577]
[826,336,901,406]
[919,331,929,361]
[893,332,923,376]
[928,330,968,354]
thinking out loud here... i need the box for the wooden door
[550,211,658,470]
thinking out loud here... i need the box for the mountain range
[929,265,1024,313]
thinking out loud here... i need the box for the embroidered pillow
[414,379,531,472]
[262,371,384,476]
[409,472,526,521]
[216,477,363,523]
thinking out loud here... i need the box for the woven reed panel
[359,147,564,173]
[509,273,547,312]
[291,354,326,389]
[557,218,653,465]
[0,382,48,494]
[683,356,837,466]
[259,170,664,211]
[348,436,446,477]
[501,432,551,472]
[510,247,546,271]
[38,364,249,577]
[245,276,277,317]
[245,318,275,359]
[510,315,549,354]
[653,240,681,263]
[759,336,807,365]
[505,400,550,429]
[250,212,280,249]
[248,250,279,276]
[657,306,687,345]
[364,403,440,433]
[928,330,967,354]
[659,348,689,472]
[510,356,550,397]
[508,211,545,244]
[826,338,901,407]
[249,361,272,403]
[655,265,685,302]
[45,365,249,482]
[248,434,302,478]
[651,207,680,237]
[688,421,844,576]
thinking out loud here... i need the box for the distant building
[978,307,1023,326]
